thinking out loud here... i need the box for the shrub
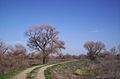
[74,68,96,76]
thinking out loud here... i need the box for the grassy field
[0,68,24,79]
[45,59,120,79]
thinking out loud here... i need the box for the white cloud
[88,30,102,33]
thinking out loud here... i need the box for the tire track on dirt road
[11,65,41,79]
[36,60,77,79]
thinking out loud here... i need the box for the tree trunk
[87,52,96,60]
[43,56,46,64]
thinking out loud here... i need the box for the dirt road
[36,60,77,79]
[11,65,41,79]
[11,60,76,79]
[36,64,55,79]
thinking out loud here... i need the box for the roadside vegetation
[0,68,24,79]
[45,59,120,79]
[45,67,52,79]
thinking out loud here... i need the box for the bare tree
[118,44,120,55]
[57,53,64,59]
[63,53,72,59]
[0,40,8,65]
[0,40,9,73]
[11,43,26,56]
[0,40,8,55]
[25,24,65,64]
[0,41,30,73]
[110,47,118,55]
[116,44,120,59]
[84,41,105,60]
[10,43,28,68]
[28,51,42,65]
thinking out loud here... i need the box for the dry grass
[47,59,120,79]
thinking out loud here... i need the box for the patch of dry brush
[48,59,120,79]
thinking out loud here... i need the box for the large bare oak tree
[25,24,65,64]
[84,41,105,60]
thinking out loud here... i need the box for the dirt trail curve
[36,64,55,79]
[36,60,77,79]
[11,65,41,79]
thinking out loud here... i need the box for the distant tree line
[84,41,120,60]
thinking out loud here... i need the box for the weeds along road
[11,65,41,79]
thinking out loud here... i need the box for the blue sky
[0,0,120,55]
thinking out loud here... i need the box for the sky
[0,0,120,55]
